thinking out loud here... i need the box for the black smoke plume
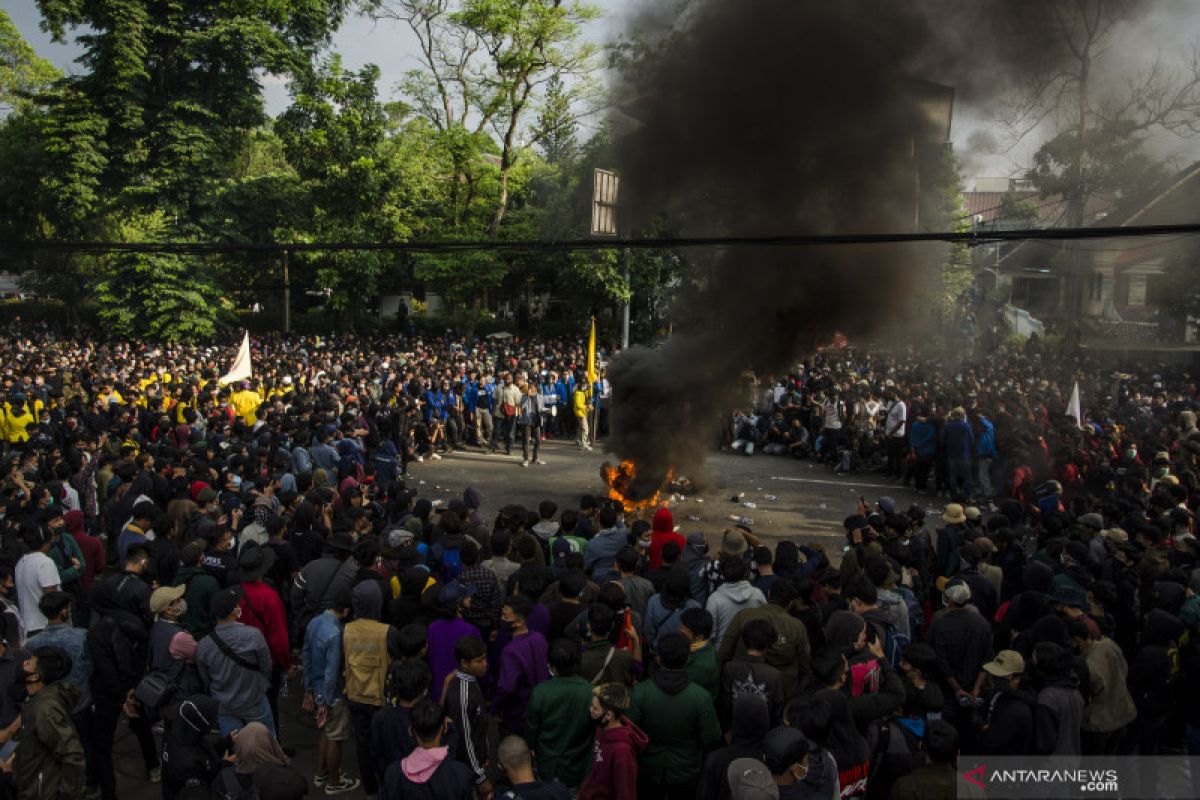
[604,0,1068,491]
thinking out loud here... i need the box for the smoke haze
[603,0,1159,489]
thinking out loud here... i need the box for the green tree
[0,9,59,113]
[24,0,348,335]
[363,0,600,318]
[94,212,228,339]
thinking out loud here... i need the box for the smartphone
[0,741,18,761]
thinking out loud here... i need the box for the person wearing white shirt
[15,526,61,636]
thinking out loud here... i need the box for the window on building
[1128,275,1148,307]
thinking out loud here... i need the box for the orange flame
[601,460,674,512]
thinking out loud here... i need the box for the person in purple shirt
[428,582,482,701]
[492,596,549,736]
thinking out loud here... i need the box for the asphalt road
[114,436,941,799]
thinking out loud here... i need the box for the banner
[586,317,598,388]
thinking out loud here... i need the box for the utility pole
[621,247,631,349]
[282,249,291,334]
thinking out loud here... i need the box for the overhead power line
[1,222,1199,255]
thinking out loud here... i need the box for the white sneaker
[535,459,547,465]
[431,453,442,460]
[520,460,530,467]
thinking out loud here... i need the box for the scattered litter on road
[687,515,703,521]
[764,495,778,501]
[728,514,754,525]
[742,502,757,509]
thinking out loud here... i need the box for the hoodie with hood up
[705,580,766,648]
[577,716,649,800]
[383,744,474,800]
[628,668,722,785]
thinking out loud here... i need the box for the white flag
[219,331,253,385]
[1067,381,1083,430]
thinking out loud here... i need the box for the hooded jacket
[14,681,85,800]
[162,695,225,795]
[86,580,150,701]
[577,717,649,800]
[974,683,1036,755]
[1128,608,1185,718]
[697,695,770,800]
[705,580,766,648]
[1035,676,1084,755]
[627,668,722,784]
[382,745,473,800]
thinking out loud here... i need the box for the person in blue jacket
[971,410,998,499]
[907,410,937,493]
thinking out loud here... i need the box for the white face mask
[176,599,188,616]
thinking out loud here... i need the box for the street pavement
[115,436,939,799]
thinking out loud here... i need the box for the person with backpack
[581,604,637,687]
[290,532,357,646]
[525,639,596,791]
[196,587,275,736]
[87,574,157,799]
[644,570,701,653]
[845,577,909,669]
[302,589,360,796]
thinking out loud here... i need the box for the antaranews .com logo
[957,756,1200,800]
[962,765,1119,794]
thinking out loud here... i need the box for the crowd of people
[0,323,1195,800]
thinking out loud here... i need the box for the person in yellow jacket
[230,381,263,425]
[3,397,35,446]
[573,384,592,451]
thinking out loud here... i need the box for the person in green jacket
[680,607,719,700]
[172,540,220,638]
[45,510,86,595]
[627,632,721,798]
[14,646,86,800]
[525,639,596,790]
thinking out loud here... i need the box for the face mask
[177,599,189,616]
[1125,449,1137,459]
[19,665,39,685]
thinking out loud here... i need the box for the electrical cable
[3,221,1200,256]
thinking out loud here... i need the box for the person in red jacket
[578,682,648,800]
[647,508,685,572]
[236,541,291,741]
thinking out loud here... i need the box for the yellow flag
[586,317,598,389]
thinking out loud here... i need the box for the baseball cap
[150,584,187,616]
[437,580,477,610]
[726,758,779,800]
[210,586,243,619]
[552,537,573,567]
[762,725,813,774]
[983,650,1026,677]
